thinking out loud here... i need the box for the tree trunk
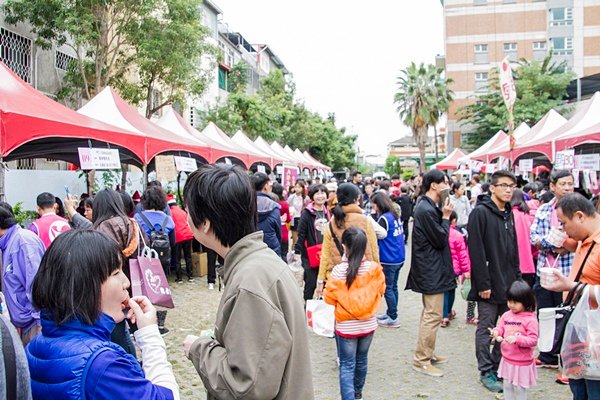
[121,164,128,191]
[433,125,439,161]
[87,170,96,195]
[414,126,428,173]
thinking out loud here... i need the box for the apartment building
[443,0,600,150]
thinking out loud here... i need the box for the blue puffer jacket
[256,192,282,256]
[26,312,173,400]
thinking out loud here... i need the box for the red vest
[32,214,71,249]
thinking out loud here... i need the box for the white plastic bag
[287,256,304,288]
[306,299,335,338]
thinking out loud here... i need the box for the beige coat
[318,204,379,282]
[187,232,314,400]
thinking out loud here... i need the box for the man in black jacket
[467,170,521,393]
[406,169,456,378]
[398,185,413,242]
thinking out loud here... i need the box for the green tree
[384,154,402,177]
[394,63,454,172]
[457,52,574,149]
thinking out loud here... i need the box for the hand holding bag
[305,299,335,338]
[130,229,174,308]
[460,278,471,301]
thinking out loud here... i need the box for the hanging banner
[282,164,298,190]
[485,163,497,174]
[78,148,121,170]
[555,149,575,170]
[155,155,177,182]
[174,156,198,172]
[519,159,533,172]
[574,154,600,171]
[499,56,517,147]
[573,169,580,188]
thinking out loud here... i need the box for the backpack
[139,213,171,270]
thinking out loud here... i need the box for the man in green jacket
[182,164,314,400]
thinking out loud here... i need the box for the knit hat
[132,190,141,202]
[166,193,176,205]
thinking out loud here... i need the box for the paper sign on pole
[519,159,533,172]
[574,154,600,171]
[486,163,497,174]
[174,156,198,172]
[155,155,177,182]
[78,148,121,170]
[257,165,266,174]
[573,169,580,188]
[555,149,575,170]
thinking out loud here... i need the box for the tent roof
[294,148,317,168]
[197,122,263,167]
[78,87,210,163]
[282,144,308,167]
[302,151,330,171]
[0,62,146,166]
[432,148,466,170]
[270,141,300,166]
[253,136,293,163]
[485,122,530,161]
[462,130,507,162]
[512,92,600,161]
[231,130,277,165]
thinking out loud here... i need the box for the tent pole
[0,157,5,202]
[143,165,148,190]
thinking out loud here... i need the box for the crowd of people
[0,165,599,400]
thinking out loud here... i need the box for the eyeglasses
[494,183,517,191]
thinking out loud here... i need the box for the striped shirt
[330,259,378,338]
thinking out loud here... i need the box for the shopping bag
[130,239,174,308]
[286,257,304,288]
[306,299,335,338]
[460,278,471,301]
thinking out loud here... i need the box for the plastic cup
[546,227,567,248]
[540,267,558,287]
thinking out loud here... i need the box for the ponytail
[341,227,367,289]
[333,204,346,229]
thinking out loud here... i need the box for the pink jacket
[512,206,536,274]
[448,226,470,276]
[495,310,538,366]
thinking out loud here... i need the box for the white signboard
[499,57,516,110]
[555,149,575,170]
[574,154,600,171]
[485,163,497,174]
[155,155,177,182]
[519,159,533,172]
[78,148,121,170]
[257,165,266,173]
[174,156,198,172]
[276,166,284,174]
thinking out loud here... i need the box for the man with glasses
[529,169,578,382]
[467,170,521,393]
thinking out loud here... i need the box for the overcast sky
[213,0,445,157]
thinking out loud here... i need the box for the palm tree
[394,63,454,172]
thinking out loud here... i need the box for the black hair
[550,169,573,185]
[341,227,367,289]
[523,183,536,194]
[54,197,66,218]
[184,164,257,247]
[0,202,17,229]
[250,172,270,192]
[84,197,94,209]
[92,189,129,229]
[371,192,399,219]
[490,170,516,185]
[420,169,446,195]
[539,190,555,205]
[351,170,361,178]
[293,180,307,199]
[481,183,490,193]
[32,229,124,325]
[141,186,167,211]
[119,191,134,216]
[391,174,400,180]
[449,210,458,224]
[451,181,463,194]
[308,184,328,200]
[147,180,163,188]
[400,185,408,194]
[271,182,284,201]
[37,192,56,209]
[556,192,597,219]
[333,183,361,229]
[510,189,530,214]
[506,280,536,312]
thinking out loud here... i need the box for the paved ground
[162,242,572,400]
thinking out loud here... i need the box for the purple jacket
[0,225,45,333]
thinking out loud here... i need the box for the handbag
[130,229,175,308]
[460,278,471,301]
[306,244,322,268]
[538,242,595,354]
[305,299,335,338]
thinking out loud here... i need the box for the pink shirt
[512,207,536,274]
[495,310,538,366]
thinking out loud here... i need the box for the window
[55,50,75,71]
[550,8,573,26]
[189,107,196,127]
[0,28,32,83]
[474,44,488,64]
[551,37,573,55]
[218,65,229,91]
[533,41,547,50]
[475,72,488,92]
[474,44,488,53]
[503,43,517,52]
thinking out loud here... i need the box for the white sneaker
[208,283,215,290]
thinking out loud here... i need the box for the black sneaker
[159,327,170,336]
[175,278,183,284]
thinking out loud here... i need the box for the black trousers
[175,239,193,280]
[205,246,219,284]
[475,301,508,373]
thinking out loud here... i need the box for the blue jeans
[337,333,374,400]
[382,263,403,320]
[443,289,456,319]
[570,378,600,400]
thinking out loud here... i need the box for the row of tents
[433,91,600,171]
[0,62,329,175]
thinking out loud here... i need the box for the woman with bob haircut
[316,183,379,297]
[26,229,179,400]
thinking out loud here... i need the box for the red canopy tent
[232,129,281,168]
[432,148,466,170]
[78,87,211,164]
[0,62,146,166]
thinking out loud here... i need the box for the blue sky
[214,0,444,157]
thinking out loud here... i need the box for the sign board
[78,148,121,170]
[257,165,266,174]
[573,169,580,188]
[282,164,298,189]
[519,159,533,172]
[555,149,575,170]
[174,156,198,172]
[574,154,600,171]
[499,57,516,111]
[155,155,177,182]
[485,163,497,174]
[276,166,284,175]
